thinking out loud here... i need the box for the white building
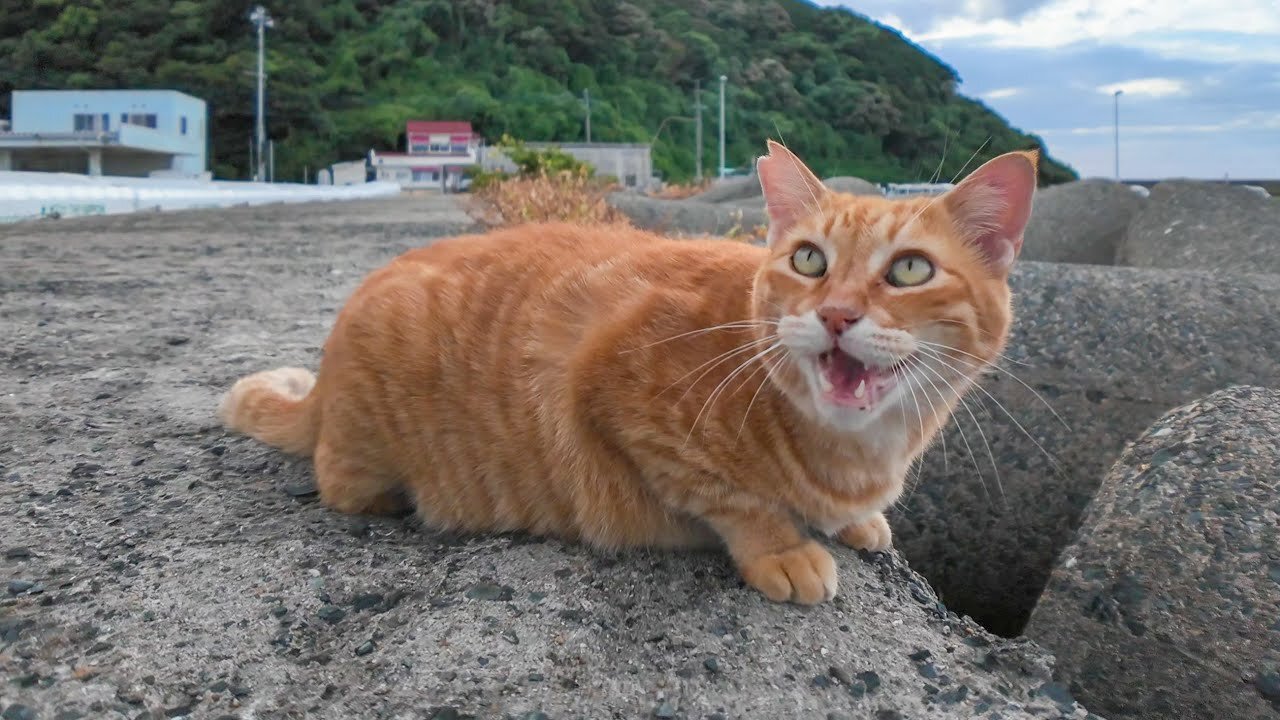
[482,142,657,191]
[0,89,208,179]
[368,120,482,191]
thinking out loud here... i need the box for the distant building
[369,120,482,191]
[0,90,208,179]
[482,142,657,191]
[318,160,369,187]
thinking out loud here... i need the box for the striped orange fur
[221,141,1038,604]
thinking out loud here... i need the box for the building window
[624,174,638,187]
[102,113,110,131]
[451,143,467,153]
[73,113,102,131]
[180,116,187,135]
[121,113,158,128]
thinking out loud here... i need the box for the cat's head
[752,140,1036,434]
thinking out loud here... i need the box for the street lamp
[250,5,274,183]
[718,75,727,179]
[1113,89,1123,181]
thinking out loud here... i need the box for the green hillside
[0,0,1077,185]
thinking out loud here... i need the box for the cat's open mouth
[816,349,901,410]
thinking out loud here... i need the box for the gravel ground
[0,198,1095,720]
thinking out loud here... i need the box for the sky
[816,0,1280,179]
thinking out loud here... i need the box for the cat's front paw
[740,541,838,604]
[837,512,892,552]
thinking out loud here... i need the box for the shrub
[469,169,625,228]
[469,135,626,228]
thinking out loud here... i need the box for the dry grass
[468,170,627,228]
[649,178,714,200]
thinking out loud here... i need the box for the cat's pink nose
[818,306,861,335]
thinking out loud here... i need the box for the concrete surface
[1116,180,1280,272]
[607,193,768,237]
[1021,180,1145,265]
[893,261,1280,635]
[0,198,1094,720]
[687,177,762,204]
[821,177,882,197]
[1026,386,1280,719]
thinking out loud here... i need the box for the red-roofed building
[369,120,483,191]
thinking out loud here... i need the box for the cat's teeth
[818,372,833,393]
[854,379,867,399]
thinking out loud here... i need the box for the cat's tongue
[818,349,881,408]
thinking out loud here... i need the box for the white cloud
[1037,111,1280,136]
[1097,78,1187,98]
[906,0,1280,63]
[982,87,1022,99]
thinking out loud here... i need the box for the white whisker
[915,345,1063,473]
[684,342,783,447]
[625,320,777,353]
[903,355,998,505]
[915,339,1068,429]
[736,350,788,442]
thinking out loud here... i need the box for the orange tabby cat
[221,140,1036,605]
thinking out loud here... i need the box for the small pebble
[654,701,676,719]
[502,630,519,645]
[703,656,720,673]
[1256,670,1280,707]
[355,641,375,657]
[465,582,513,601]
[7,580,35,595]
[317,605,345,624]
[2,705,37,720]
[4,548,32,560]
[284,482,318,498]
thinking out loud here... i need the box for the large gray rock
[822,176,883,196]
[1022,179,1145,265]
[688,175,762,203]
[1026,385,1280,719]
[893,262,1280,636]
[1115,180,1280,272]
[609,192,768,236]
[0,200,1095,720]
[685,174,879,208]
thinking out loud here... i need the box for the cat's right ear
[757,139,828,247]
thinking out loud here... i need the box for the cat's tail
[218,367,320,456]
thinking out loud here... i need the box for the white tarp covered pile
[0,171,401,223]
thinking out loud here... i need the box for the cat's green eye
[791,243,827,278]
[887,254,935,287]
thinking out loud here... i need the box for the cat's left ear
[943,150,1038,275]
[757,139,829,247]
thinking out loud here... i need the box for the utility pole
[250,5,274,183]
[694,80,703,181]
[718,75,727,179]
[1113,89,1123,181]
[583,89,591,143]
